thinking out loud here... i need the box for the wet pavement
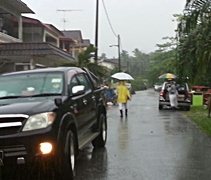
[75,89,211,180]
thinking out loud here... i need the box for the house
[14,16,64,46]
[99,58,128,71]
[0,0,34,42]
[0,0,76,74]
[61,30,91,60]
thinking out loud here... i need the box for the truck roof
[0,67,85,76]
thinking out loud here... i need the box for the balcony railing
[0,31,21,43]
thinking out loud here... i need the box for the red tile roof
[0,42,75,62]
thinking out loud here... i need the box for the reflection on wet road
[75,89,211,180]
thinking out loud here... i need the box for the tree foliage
[106,44,177,89]
[120,49,150,90]
[176,0,211,86]
[58,44,107,78]
[146,38,177,86]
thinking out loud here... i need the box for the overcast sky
[23,0,186,58]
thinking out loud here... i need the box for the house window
[15,64,30,71]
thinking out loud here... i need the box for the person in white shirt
[168,81,178,109]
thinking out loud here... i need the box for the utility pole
[118,34,121,72]
[109,34,121,72]
[95,0,99,63]
[57,9,83,30]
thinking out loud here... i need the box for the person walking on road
[117,80,131,117]
[168,81,178,109]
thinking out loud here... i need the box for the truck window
[68,76,79,94]
[88,71,101,89]
[0,72,63,96]
[76,74,91,92]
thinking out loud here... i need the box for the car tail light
[187,92,191,98]
[160,90,164,96]
[185,92,191,102]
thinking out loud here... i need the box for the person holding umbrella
[117,80,131,117]
[111,72,134,117]
[158,73,178,109]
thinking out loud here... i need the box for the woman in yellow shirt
[117,80,131,117]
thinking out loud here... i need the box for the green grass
[183,105,211,135]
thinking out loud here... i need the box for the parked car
[0,67,107,179]
[154,83,162,91]
[158,80,191,110]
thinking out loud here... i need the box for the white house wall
[100,62,115,69]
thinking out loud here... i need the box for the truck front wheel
[59,129,76,179]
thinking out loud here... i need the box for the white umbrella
[111,72,134,80]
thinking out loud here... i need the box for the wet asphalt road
[75,89,211,180]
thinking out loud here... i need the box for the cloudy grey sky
[23,0,186,58]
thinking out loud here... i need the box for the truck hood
[0,97,59,115]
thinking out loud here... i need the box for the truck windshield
[0,72,64,98]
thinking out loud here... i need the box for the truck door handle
[70,104,77,109]
[83,99,87,105]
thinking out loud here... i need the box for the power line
[101,0,126,63]
[101,0,118,38]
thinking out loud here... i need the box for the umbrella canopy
[111,72,134,80]
[158,73,177,79]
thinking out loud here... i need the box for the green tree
[121,50,131,73]
[99,53,107,60]
[59,44,107,78]
[147,38,177,86]
[176,0,211,86]
[129,49,149,78]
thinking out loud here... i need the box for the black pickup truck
[0,67,107,179]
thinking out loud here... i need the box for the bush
[131,76,145,91]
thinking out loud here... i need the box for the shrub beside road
[183,106,211,136]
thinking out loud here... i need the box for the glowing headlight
[40,142,53,154]
[22,112,56,131]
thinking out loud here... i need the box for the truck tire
[59,129,76,180]
[185,106,190,111]
[159,105,163,110]
[92,113,107,148]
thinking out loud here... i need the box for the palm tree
[59,44,107,79]
[176,0,211,85]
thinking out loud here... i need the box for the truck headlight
[22,112,56,131]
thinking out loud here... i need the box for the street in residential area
[75,89,211,180]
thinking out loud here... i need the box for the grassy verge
[182,105,211,136]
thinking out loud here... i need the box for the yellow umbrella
[158,73,177,79]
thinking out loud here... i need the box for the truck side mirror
[72,85,85,96]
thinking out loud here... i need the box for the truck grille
[0,145,27,158]
[0,114,28,136]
